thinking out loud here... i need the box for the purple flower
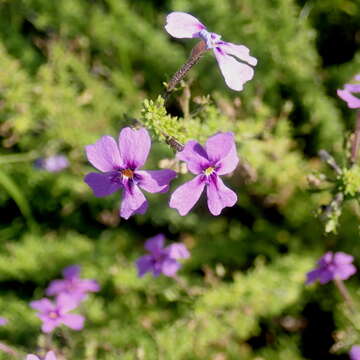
[26,351,56,360]
[35,155,69,172]
[30,294,84,333]
[136,234,190,277]
[337,74,360,109]
[46,265,100,302]
[0,317,7,326]
[306,251,357,285]
[169,132,239,216]
[165,12,257,91]
[84,127,177,219]
[350,346,360,360]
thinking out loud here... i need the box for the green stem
[0,151,39,165]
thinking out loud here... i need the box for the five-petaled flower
[350,345,360,360]
[26,351,57,360]
[46,265,100,303]
[30,294,84,333]
[165,12,257,91]
[337,74,360,109]
[84,127,177,219]
[306,251,357,285]
[169,132,239,216]
[136,234,190,277]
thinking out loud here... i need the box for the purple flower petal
[345,84,360,93]
[165,12,205,38]
[136,255,154,277]
[177,140,209,174]
[63,265,81,279]
[46,279,68,296]
[334,264,357,280]
[56,294,78,313]
[27,355,40,360]
[216,143,239,175]
[45,351,57,360]
[167,243,190,259]
[120,184,148,219]
[41,319,58,333]
[220,42,257,66]
[337,89,360,109]
[169,175,206,216]
[144,234,165,254]
[137,169,177,193]
[77,279,100,293]
[0,317,7,326]
[85,135,123,172]
[61,314,85,331]
[84,172,122,198]
[350,345,360,360]
[333,252,354,264]
[206,176,237,215]
[161,258,181,277]
[214,48,255,91]
[30,298,55,312]
[118,127,151,169]
[306,269,321,285]
[205,132,235,163]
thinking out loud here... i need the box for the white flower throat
[199,29,221,49]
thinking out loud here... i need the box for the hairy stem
[318,149,342,175]
[333,277,354,312]
[163,41,207,101]
[350,111,360,165]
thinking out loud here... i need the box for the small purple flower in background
[169,132,239,216]
[46,265,100,302]
[0,317,7,326]
[84,127,177,219]
[26,351,57,360]
[337,74,360,109]
[35,155,69,172]
[136,234,190,277]
[306,251,357,285]
[165,12,257,91]
[350,345,360,360]
[30,294,84,333]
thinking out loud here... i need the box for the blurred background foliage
[0,0,359,359]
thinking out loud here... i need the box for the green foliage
[0,0,359,358]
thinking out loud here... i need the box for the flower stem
[350,111,360,166]
[333,277,354,312]
[0,151,39,165]
[163,40,207,101]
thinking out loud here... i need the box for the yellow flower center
[204,167,215,176]
[121,169,134,178]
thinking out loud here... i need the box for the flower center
[204,166,215,176]
[121,169,134,179]
[49,311,58,319]
[199,29,221,49]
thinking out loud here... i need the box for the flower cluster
[84,127,239,218]
[30,265,99,333]
[136,234,190,277]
